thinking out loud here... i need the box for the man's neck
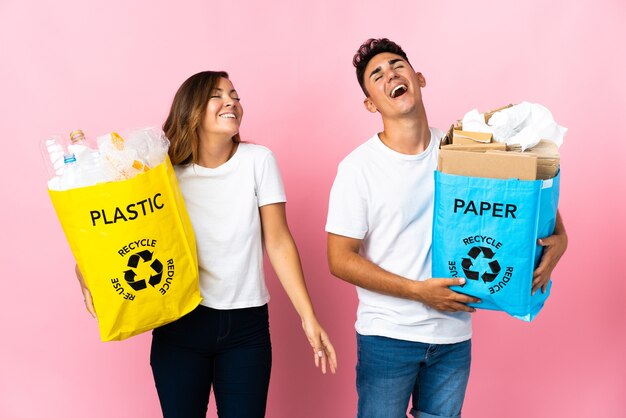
[379,107,431,155]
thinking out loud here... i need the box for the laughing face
[362,52,425,118]
[200,77,243,139]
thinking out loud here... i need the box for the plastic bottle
[58,152,79,190]
[40,135,68,177]
[47,129,111,190]
[67,129,94,162]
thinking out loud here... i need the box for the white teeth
[220,113,236,119]
[391,84,407,98]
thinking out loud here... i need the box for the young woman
[78,71,336,417]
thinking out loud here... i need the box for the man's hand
[415,278,481,312]
[532,233,568,295]
[532,211,568,295]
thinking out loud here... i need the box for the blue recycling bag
[432,170,560,321]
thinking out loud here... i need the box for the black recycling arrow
[480,247,495,259]
[148,259,164,287]
[481,260,501,283]
[461,258,473,269]
[123,250,162,292]
[127,254,140,268]
[462,258,479,281]
[127,251,154,268]
[137,250,153,262]
[461,246,501,283]
[149,272,163,287]
[468,246,481,259]
[151,259,163,273]
[124,269,147,291]
[124,269,136,281]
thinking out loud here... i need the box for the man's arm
[532,210,568,294]
[327,233,480,313]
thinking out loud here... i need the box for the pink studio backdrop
[1,1,624,417]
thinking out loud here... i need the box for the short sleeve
[256,150,287,207]
[325,161,368,239]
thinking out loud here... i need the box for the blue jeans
[356,333,471,418]
[150,304,272,418]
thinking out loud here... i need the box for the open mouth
[390,84,408,98]
[219,113,237,120]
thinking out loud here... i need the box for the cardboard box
[442,143,507,152]
[452,130,492,145]
[442,104,513,146]
[438,149,538,180]
[439,106,560,181]
[525,140,560,180]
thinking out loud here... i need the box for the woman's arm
[259,203,337,374]
[75,264,96,318]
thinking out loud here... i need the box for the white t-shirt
[326,128,472,344]
[175,143,286,309]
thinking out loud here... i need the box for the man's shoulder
[340,127,444,166]
[430,127,445,143]
[340,134,379,167]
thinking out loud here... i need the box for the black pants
[150,304,272,418]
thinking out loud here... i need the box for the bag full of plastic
[42,128,201,341]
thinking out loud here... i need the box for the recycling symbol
[124,250,163,291]
[461,246,501,283]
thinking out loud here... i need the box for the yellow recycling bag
[49,157,202,341]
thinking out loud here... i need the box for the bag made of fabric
[432,170,560,321]
[49,157,202,340]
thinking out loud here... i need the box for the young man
[326,38,567,418]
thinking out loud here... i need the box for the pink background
[1,1,625,417]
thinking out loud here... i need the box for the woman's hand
[301,316,337,374]
[260,203,337,374]
[75,264,96,318]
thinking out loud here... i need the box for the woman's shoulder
[239,142,272,153]
[238,142,275,160]
[173,162,193,176]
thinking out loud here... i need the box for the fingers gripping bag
[44,128,202,341]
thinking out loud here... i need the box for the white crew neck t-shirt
[326,128,472,344]
[175,143,286,309]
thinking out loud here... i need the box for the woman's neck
[197,136,238,168]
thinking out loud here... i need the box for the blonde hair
[163,71,241,166]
